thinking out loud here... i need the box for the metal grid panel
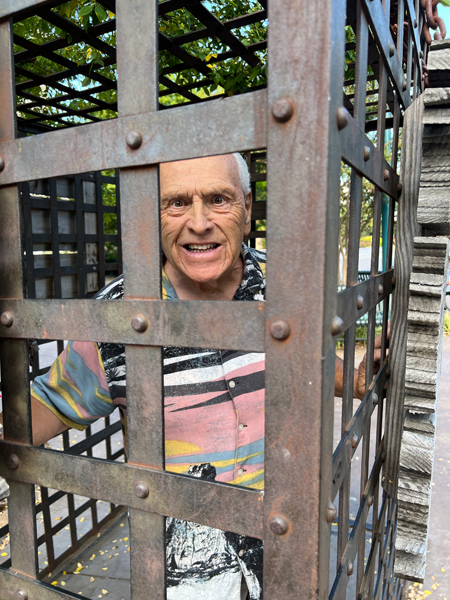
[0,1,428,599]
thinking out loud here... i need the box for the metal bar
[340,112,399,198]
[40,486,55,568]
[0,567,83,600]
[0,17,38,579]
[21,181,37,299]
[0,89,267,186]
[95,171,106,290]
[0,0,55,20]
[49,178,62,298]
[263,0,346,596]
[74,175,85,298]
[0,298,265,351]
[0,441,264,539]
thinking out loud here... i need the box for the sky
[435,5,450,39]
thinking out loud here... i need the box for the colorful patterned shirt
[32,244,266,600]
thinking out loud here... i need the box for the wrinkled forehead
[159,154,240,197]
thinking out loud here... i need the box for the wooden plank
[384,96,424,500]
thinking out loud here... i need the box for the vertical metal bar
[96,171,106,290]
[0,18,39,579]
[40,486,56,568]
[115,170,123,276]
[21,181,36,299]
[116,1,165,598]
[338,2,369,582]
[62,430,78,547]
[74,174,86,298]
[49,178,62,298]
[264,0,346,596]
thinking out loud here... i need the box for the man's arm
[0,395,68,446]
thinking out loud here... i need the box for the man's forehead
[160,154,238,188]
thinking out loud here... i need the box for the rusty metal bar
[0,298,265,350]
[0,16,39,579]
[0,441,264,538]
[0,568,81,600]
[116,0,166,597]
[0,89,267,186]
[0,0,54,20]
[340,113,399,198]
[263,0,346,596]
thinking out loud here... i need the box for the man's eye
[212,196,226,205]
[172,200,185,208]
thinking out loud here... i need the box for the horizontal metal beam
[0,298,265,351]
[0,89,267,186]
[0,566,87,599]
[0,440,264,538]
[0,0,54,20]
[340,112,399,199]
[335,270,394,334]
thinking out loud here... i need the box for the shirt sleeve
[31,341,115,430]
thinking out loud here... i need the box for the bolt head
[357,295,364,310]
[363,146,371,162]
[347,561,354,576]
[420,50,423,58]
[131,315,148,333]
[336,107,349,131]
[397,181,402,195]
[272,98,294,123]
[134,481,149,499]
[269,514,289,535]
[331,316,344,336]
[389,44,395,57]
[378,284,384,296]
[384,169,390,181]
[351,433,358,449]
[16,591,28,600]
[0,156,5,173]
[391,276,396,287]
[1,311,13,327]
[126,130,143,150]
[7,453,20,470]
[326,502,337,523]
[270,320,290,341]
[368,495,373,507]
[402,80,407,92]
[373,392,379,405]
[415,19,418,28]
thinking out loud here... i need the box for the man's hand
[354,325,390,400]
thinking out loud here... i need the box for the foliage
[13,1,267,127]
[335,325,382,349]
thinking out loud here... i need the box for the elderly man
[25,153,377,599]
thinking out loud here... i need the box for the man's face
[160,155,252,285]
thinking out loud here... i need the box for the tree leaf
[95,5,107,21]
[79,5,93,17]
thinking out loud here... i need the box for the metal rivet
[392,276,396,287]
[368,495,374,507]
[331,316,344,336]
[270,320,290,341]
[326,502,337,523]
[389,44,395,57]
[373,392,379,406]
[347,561,354,576]
[363,146,371,162]
[126,130,142,150]
[272,98,294,123]
[1,311,13,327]
[16,591,28,600]
[269,514,289,535]
[384,169,390,181]
[351,433,358,449]
[0,156,5,172]
[402,80,407,92]
[378,284,384,295]
[336,107,349,131]
[131,315,148,333]
[420,50,423,58]
[357,295,364,310]
[134,482,149,499]
[415,19,418,28]
[7,454,20,470]
[397,181,402,195]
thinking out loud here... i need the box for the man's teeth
[186,243,218,252]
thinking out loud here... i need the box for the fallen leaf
[90,577,95,583]
[51,582,58,586]
[102,590,108,595]
[61,582,66,587]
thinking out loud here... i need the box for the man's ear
[244,190,252,236]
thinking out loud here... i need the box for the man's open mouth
[184,243,219,253]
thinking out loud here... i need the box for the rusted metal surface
[0,89,267,186]
[0,299,265,351]
[0,441,264,538]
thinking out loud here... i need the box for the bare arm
[0,395,68,446]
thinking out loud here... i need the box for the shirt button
[229,380,236,388]
[237,468,244,476]
[238,424,244,431]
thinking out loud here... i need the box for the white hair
[232,152,251,196]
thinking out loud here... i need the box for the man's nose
[187,198,213,234]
